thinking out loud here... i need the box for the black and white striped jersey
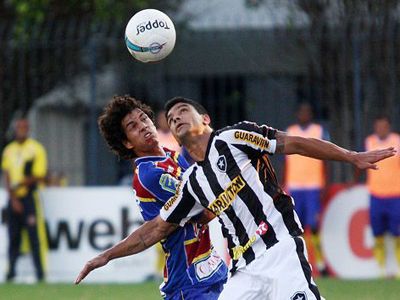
[160,121,303,274]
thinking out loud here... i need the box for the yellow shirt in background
[2,138,47,197]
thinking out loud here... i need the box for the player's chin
[145,137,159,147]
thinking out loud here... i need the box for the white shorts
[218,237,323,300]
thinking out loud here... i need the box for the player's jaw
[122,109,161,156]
[167,103,203,140]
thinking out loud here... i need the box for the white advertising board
[321,185,398,278]
[0,187,156,283]
[2,185,396,282]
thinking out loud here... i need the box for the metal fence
[1,15,399,185]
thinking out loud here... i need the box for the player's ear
[202,114,211,126]
[123,139,134,150]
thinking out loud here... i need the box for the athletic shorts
[218,237,322,300]
[290,189,321,231]
[165,281,224,300]
[370,195,400,236]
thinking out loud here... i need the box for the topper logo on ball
[136,19,171,35]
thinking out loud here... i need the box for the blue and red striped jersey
[133,148,227,296]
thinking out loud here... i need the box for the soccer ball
[125,9,176,63]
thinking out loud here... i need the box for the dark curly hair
[98,95,154,160]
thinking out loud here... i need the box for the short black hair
[374,114,391,124]
[164,97,208,117]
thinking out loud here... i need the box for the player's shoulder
[27,138,46,151]
[365,134,376,143]
[217,121,262,133]
[286,123,298,131]
[135,160,162,183]
[391,132,400,141]
[216,121,269,139]
[133,162,160,197]
[182,163,196,179]
[2,141,17,153]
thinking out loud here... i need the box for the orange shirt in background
[365,133,400,197]
[285,124,326,190]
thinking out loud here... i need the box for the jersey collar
[135,147,175,165]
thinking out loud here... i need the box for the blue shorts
[370,195,400,236]
[290,189,321,231]
[165,281,224,300]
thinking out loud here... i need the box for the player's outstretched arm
[75,215,177,284]
[275,131,396,170]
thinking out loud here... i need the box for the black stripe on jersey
[165,183,197,224]
[232,143,261,159]
[187,167,238,269]
[253,155,303,236]
[187,167,209,207]
[294,237,321,299]
[200,152,255,268]
[215,140,279,249]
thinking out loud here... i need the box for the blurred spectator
[283,102,330,276]
[46,170,67,186]
[1,117,48,282]
[363,115,400,277]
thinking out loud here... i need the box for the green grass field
[1,278,399,300]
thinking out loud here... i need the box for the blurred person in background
[360,115,400,277]
[1,117,48,282]
[283,102,330,276]
[83,96,227,300]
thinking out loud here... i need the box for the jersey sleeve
[142,168,180,203]
[135,163,181,221]
[220,121,277,156]
[32,143,48,178]
[159,174,205,226]
[1,145,10,172]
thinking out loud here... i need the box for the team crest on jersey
[216,155,227,172]
[291,291,307,300]
[159,173,179,193]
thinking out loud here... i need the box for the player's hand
[75,254,109,284]
[11,197,23,214]
[351,147,396,170]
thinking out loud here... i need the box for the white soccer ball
[125,9,176,63]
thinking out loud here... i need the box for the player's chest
[154,157,182,179]
[7,146,35,168]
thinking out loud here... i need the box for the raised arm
[274,131,396,170]
[75,215,177,284]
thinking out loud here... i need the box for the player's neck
[15,137,28,144]
[182,129,212,162]
[137,145,165,158]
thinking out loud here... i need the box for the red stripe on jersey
[184,225,212,265]
[155,157,182,178]
[133,173,155,199]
